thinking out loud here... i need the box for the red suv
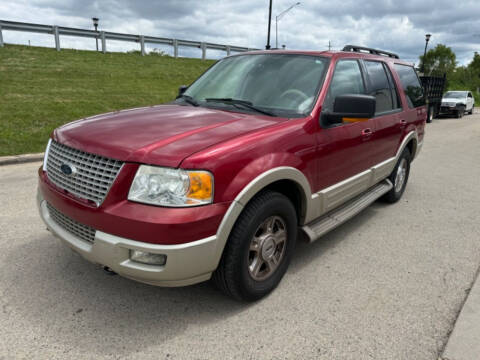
[37,45,426,301]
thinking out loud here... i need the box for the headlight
[128,165,213,207]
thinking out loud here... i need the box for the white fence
[0,20,256,59]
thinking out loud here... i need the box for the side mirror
[323,94,376,126]
[177,85,188,98]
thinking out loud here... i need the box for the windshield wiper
[205,98,276,116]
[178,94,200,107]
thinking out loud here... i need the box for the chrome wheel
[394,158,407,193]
[248,216,287,281]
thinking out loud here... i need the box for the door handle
[361,128,372,136]
[399,119,407,126]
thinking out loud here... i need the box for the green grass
[0,44,215,156]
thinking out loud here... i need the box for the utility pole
[266,0,272,49]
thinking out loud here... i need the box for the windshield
[444,91,466,99]
[181,54,329,117]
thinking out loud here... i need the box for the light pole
[92,17,99,51]
[266,0,273,49]
[276,2,300,49]
[422,33,431,73]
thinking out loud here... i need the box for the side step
[302,179,393,242]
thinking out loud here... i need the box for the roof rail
[342,45,399,59]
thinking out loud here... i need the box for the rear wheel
[212,190,297,301]
[382,148,411,203]
[469,105,474,115]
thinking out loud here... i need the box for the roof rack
[342,45,399,59]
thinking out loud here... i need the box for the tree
[419,44,457,78]
[449,66,470,89]
[448,52,480,104]
[468,52,480,93]
[468,52,480,74]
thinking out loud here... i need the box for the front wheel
[212,190,297,301]
[469,105,474,115]
[382,148,411,203]
[456,108,464,118]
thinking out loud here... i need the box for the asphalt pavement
[1,113,480,359]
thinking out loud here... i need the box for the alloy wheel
[394,158,408,193]
[248,216,287,281]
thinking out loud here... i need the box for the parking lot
[1,113,479,359]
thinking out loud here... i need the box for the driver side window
[323,60,366,114]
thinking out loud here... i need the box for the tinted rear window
[364,61,394,113]
[394,64,425,108]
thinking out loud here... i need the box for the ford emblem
[60,163,77,177]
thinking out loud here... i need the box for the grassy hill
[0,44,214,156]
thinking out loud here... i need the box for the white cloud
[1,0,479,64]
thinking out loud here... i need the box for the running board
[302,179,393,242]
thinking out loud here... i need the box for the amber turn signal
[342,117,369,123]
[187,171,213,202]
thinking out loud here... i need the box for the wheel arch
[212,167,312,268]
[397,130,419,161]
[406,138,417,159]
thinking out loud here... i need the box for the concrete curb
[442,268,480,360]
[0,153,44,166]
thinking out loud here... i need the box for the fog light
[130,250,167,266]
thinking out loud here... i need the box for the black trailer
[420,74,446,123]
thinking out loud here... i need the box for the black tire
[456,107,464,118]
[469,105,474,115]
[426,106,434,123]
[382,148,411,203]
[212,190,297,301]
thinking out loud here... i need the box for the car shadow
[290,201,385,274]
[2,200,387,357]
[0,233,251,357]
[434,115,457,120]
[434,112,476,120]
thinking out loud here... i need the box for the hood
[442,97,465,103]
[54,104,285,167]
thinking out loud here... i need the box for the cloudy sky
[1,0,479,65]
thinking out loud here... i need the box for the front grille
[47,202,96,244]
[46,141,123,206]
[442,102,455,107]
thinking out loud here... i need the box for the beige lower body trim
[309,157,396,218]
[321,170,373,213]
[373,157,397,182]
[307,131,418,220]
[38,193,218,287]
[303,179,393,242]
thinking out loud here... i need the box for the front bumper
[440,105,463,114]
[37,191,220,287]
